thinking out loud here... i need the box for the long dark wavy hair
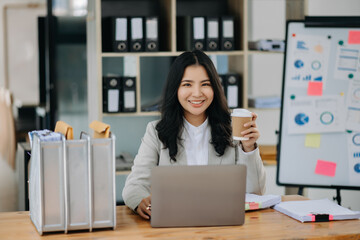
[155,50,233,161]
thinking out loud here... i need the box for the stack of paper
[245,194,281,211]
[274,198,360,222]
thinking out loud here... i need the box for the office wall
[0,0,46,89]
[247,0,285,145]
[306,0,360,16]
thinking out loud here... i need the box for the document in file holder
[130,17,144,52]
[245,194,281,211]
[274,198,360,222]
[220,16,235,50]
[206,17,219,51]
[144,16,159,51]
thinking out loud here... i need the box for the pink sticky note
[315,160,336,177]
[307,214,315,222]
[348,31,360,44]
[249,202,259,210]
[307,81,323,96]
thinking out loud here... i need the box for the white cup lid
[231,108,252,117]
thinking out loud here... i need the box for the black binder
[225,73,241,108]
[122,76,136,112]
[102,17,128,52]
[103,76,122,113]
[177,16,205,51]
[113,17,128,52]
[218,74,227,96]
[144,16,159,51]
[220,16,235,51]
[206,17,220,51]
[129,17,144,52]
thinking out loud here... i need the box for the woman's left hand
[240,112,260,152]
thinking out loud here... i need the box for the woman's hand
[240,112,260,152]
[136,195,152,220]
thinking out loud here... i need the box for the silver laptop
[150,165,247,227]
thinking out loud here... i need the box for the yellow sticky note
[305,134,321,148]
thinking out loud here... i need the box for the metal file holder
[28,132,116,235]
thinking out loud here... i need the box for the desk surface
[0,196,359,240]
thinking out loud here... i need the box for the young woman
[123,50,266,220]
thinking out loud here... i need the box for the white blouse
[183,118,210,165]
[182,118,256,166]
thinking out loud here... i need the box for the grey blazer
[122,120,266,211]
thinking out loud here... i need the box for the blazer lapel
[175,140,188,165]
[208,142,222,165]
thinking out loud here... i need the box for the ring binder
[193,16,205,50]
[102,17,128,52]
[206,17,219,51]
[225,73,241,108]
[129,17,144,52]
[103,76,122,113]
[177,16,205,51]
[122,76,136,112]
[114,17,128,52]
[220,16,235,50]
[144,16,159,52]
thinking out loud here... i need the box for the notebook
[150,165,247,227]
[274,198,360,222]
[245,193,281,211]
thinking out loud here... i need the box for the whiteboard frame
[276,17,360,191]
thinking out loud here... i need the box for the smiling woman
[122,50,266,220]
[177,65,214,126]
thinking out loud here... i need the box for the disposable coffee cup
[231,109,252,140]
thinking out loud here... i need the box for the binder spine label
[115,19,127,41]
[193,17,205,39]
[131,18,143,39]
[223,20,234,38]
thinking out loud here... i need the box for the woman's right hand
[136,195,152,220]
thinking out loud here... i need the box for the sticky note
[305,134,321,148]
[315,160,336,177]
[249,202,259,210]
[348,30,360,44]
[245,202,260,210]
[307,81,323,96]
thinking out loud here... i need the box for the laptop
[150,165,247,227]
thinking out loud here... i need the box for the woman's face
[177,65,214,126]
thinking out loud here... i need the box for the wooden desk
[0,198,359,240]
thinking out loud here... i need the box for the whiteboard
[277,18,360,189]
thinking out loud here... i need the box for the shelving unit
[87,0,248,119]
[86,0,303,155]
